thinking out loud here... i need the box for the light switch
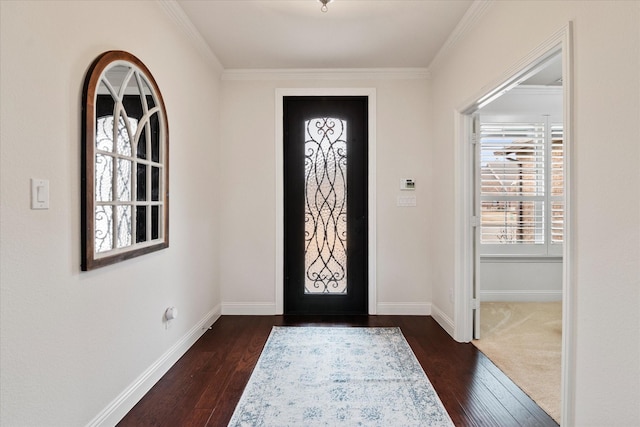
[37,186,46,202]
[31,179,49,209]
[397,195,417,207]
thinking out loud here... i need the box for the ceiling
[520,53,563,86]
[175,0,474,69]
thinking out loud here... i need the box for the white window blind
[479,121,563,255]
[550,125,564,245]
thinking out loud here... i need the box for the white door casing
[275,88,377,315]
[453,23,574,426]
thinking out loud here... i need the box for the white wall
[480,258,562,301]
[219,75,433,315]
[429,1,639,425]
[0,1,222,425]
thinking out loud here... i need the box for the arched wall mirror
[82,50,169,271]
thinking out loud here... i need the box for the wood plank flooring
[118,315,558,426]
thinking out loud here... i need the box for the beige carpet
[472,302,562,423]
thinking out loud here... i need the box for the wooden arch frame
[81,50,169,271]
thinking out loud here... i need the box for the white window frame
[479,117,563,257]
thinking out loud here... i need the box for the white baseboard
[480,290,562,302]
[86,304,222,427]
[220,301,435,316]
[222,302,277,315]
[376,302,431,315]
[430,304,455,337]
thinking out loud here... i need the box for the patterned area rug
[228,327,454,427]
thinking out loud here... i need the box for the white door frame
[453,23,575,425]
[274,88,377,315]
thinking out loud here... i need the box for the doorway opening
[472,55,564,420]
[283,96,368,314]
[454,24,574,426]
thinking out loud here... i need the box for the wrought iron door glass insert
[95,116,138,252]
[304,118,347,294]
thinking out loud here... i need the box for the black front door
[283,96,368,315]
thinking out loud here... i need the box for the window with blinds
[479,120,563,255]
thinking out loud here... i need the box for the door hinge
[471,298,480,310]
[471,132,478,145]
[470,216,479,227]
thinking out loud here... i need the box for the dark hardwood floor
[118,316,558,426]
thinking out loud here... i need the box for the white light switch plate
[397,195,416,207]
[31,178,49,209]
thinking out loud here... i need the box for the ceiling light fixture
[319,0,333,13]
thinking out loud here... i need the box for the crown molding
[221,68,430,81]
[156,0,224,73]
[428,0,493,72]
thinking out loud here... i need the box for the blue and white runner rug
[228,327,454,426]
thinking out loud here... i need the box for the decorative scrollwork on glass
[95,115,137,251]
[304,118,348,294]
[95,205,113,253]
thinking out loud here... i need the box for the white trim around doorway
[452,23,574,426]
[274,88,377,315]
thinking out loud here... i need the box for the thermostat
[400,178,415,191]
